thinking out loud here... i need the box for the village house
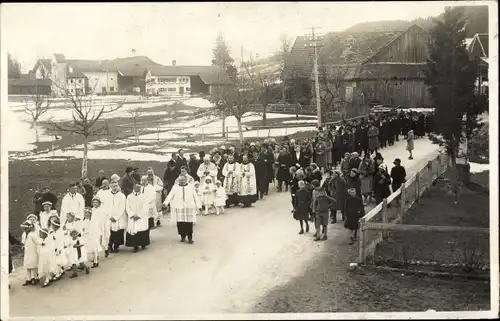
[8,73,52,95]
[466,33,488,95]
[144,63,231,97]
[31,54,164,97]
[286,24,432,119]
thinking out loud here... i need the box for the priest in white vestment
[141,176,157,230]
[163,175,201,244]
[222,155,241,207]
[60,183,85,224]
[108,182,127,253]
[237,155,257,207]
[125,183,151,252]
[196,156,218,190]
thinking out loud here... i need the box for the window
[78,79,82,84]
[70,88,74,93]
[167,87,176,92]
[186,87,191,92]
[102,87,107,93]
[71,79,74,84]
[110,77,114,81]
[110,86,114,92]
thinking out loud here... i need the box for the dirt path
[8,138,440,316]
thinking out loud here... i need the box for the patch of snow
[23,149,175,163]
[469,162,489,174]
[282,119,318,124]
[182,97,214,108]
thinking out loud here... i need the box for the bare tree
[128,107,143,142]
[278,34,293,103]
[49,78,123,178]
[22,84,52,142]
[317,63,350,121]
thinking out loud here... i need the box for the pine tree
[8,53,21,79]
[211,33,237,81]
[424,7,484,190]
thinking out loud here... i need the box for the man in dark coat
[263,144,275,188]
[120,166,136,197]
[188,153,200,182]
[251,151,268,200]
[163,158,179,198]
[95,170,107,189]
[38,186,58,216]
[176,149,188,173]
[390,158,407,193]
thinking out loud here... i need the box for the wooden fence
[358,152,461,264]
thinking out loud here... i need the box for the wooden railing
[358,153,457,263]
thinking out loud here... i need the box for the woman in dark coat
[293,180,312,234]
[367,124,380,155]
[344,187,365,245]
[277,146,294,192]
[328,170,347,223]
[373,164,392,205]
[345,168,362,198]
[251,150,269,200]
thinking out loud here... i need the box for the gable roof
[9,78,52,87]
[147,65,231,85]
[287,29,404,77]
[31,59,53,74]
[468,33,489,58]
[54,53,66,63]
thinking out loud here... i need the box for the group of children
[193,179,228,216]
[18,198,106,288]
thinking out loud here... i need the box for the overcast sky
[2,2,452,73]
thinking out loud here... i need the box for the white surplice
[60,192,85,223]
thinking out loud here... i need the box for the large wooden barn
[286,24,433,116]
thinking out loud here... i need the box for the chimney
[172,60,177,66]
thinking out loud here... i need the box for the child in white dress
[21,220,41,286]
[39,201,58,230]
[194,181,202,214]
[80,207,102,268]
[21,214,40,244]
[38,228,56,288]
[68,229,90,278]
[63,212,81,271]
[214,181,227,216]
[49,217,67,280]
[202,177,216,215]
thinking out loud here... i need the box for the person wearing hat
[188,153,201,182]
[132,167,141,183]
[374,164,392,205]
[20,220,40,286]
[237,154,257,207]
[60,183,85,225]
[327,170,347,223]
[346,168,362,198]
[120,166,137,197]
[36,186,58,218]
[89,196,110,259]
[197,155,218,192]
[163,157,180,207]
[390,158,407,196]
[222,154,241,208]
[40,201,57,230]
[49,216,67,280]
[146,167,164,227]
[358,154,376,206]
[344,187,365,245]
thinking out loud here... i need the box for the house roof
[287,29,404,77]
[468,33,489,58]
[54,53,66,63]
[66,59,107,72]
[477,33,488,57]
[31,59,53,74]
[105,56,164,77]
[9,78,52,87]
[147,65,231,85]
[321,63,426,81]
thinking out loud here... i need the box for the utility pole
[304,27,324,128]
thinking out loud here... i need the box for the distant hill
[344,5,488,37]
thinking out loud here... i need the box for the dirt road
[8,138,440,317]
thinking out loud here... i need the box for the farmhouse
[467,33,488,95]
[144,64,231,96]
[8,74,52,95]
[286,24,433,113]
[31,54,164,97]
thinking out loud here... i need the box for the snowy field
[4,95,216,153]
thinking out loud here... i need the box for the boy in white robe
[201,177,216,215]
[142,176,157,231]
[60,183,85,223]
[146,168,164,227]
[108,182,127,253]
[95,180,112,257]
[126,182,151,252]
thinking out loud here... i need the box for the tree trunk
[236,116,244,144]
[81,136,89,179]
[221,110,226,138]
[262,103,267,125]
[33,120,40,143]
[281,81,286,102]
[295,103,299,119]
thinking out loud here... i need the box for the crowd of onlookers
[9,109,435,288]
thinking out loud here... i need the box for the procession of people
[10,109,434,288]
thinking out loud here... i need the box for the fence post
[436,155,442,176]
[268,128,271,138]
[358,218,366,264]
[400,182,406,220]
[427,160,433,180]
[382,198,388,239]
[202,128,205,143]
[416,172,421,202]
